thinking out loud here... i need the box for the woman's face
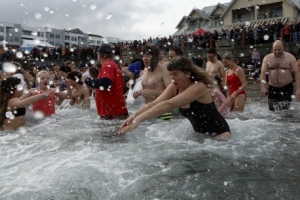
[169,70,190,88]
[222,59,233,68]
[37,73,50,89]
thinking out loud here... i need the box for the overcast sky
[0,0,229,40]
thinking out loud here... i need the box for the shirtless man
[206,47,226,84]
[261,40,300,111]
[158,51,168,66]
[66,71,90,109]
[134,45,171,104]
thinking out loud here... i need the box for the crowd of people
[0,40,300,140]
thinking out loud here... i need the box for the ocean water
[0,90,300,200]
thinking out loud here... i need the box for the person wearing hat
[85,43,128,120]
[78,63,90,86]
[126,61,145,112]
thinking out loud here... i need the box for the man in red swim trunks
[85,43,128,119]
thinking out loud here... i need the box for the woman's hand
[119,114,140,134]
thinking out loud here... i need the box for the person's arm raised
[10,91,54,109]
[119,82,206,134]
[119,83,176,133]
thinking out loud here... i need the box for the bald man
[261,40,300,111]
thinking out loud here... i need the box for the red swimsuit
[33,91,55,116]
[226,67,246,96]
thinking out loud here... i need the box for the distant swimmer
[261,40,300,111]
[120,57,230,140]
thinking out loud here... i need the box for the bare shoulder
[284,52,296,60]
[217,60,224,67]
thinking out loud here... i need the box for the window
[65,36,70,40]
[0,27,4,33]
[9,37,19,43]
[97,41,101,44]
[55,34,60,39]
[214,20,218,27]
[23,30,31,36]
[89,40,95,44]
[0,36,4,41]
[55,42,61,46]
[14,37,19,42]
[71,36,77,41]
[49,33,54,38]
[49,41,54,46]
[38,32,45,37]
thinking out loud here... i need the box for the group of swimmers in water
[0,40,299,140]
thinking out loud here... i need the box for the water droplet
[167,42,171,45]
[261,80,266,84]
[231,39,234,42]
[263,35,269,40]
[223,86,228,90]
[31,31,37,36]
[106,13,112,20]
[16,52,23,58]
[17,84,23,91]
[43,53,48,57]
[245,21,250,26]
[224,181,228,186]
[240,53,244,57]
[34,111,45,119]
[291,95,295,99]
[99,86,104,90]
[14,28,19,32]
[70,48,74,52]
[90,60,95,65]
[49,10,54,14]
[65,14,69,17]
[90,3,97,10]
[114,56,120,60]
[44,7,50,12]
[128,79,134,85]
[256,5,259,9]
[220,21,223,24]
[3,62,17,73]
[5,111,14,120]
[35,13,42,19]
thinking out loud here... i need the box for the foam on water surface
[0,98,300,199]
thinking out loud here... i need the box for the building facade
[0,21,105,48]
[174,0,300,35]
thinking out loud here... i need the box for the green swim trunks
[158,112,172,121]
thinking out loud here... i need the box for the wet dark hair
[59,66,72,73]
[0,77,21,127]
[89,67,99,79]
[142,44,159,72]
[66,71,83,85]
[167,57,213,86]
[207,47,217,55]
[169,47,183,56]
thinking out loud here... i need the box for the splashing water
[3,62,17,73]
[106,13,112,20]
[90,3,97,10]
[34,13,42,19]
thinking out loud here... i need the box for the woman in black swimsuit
[0,77,52,131]
[120,57,230,140]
